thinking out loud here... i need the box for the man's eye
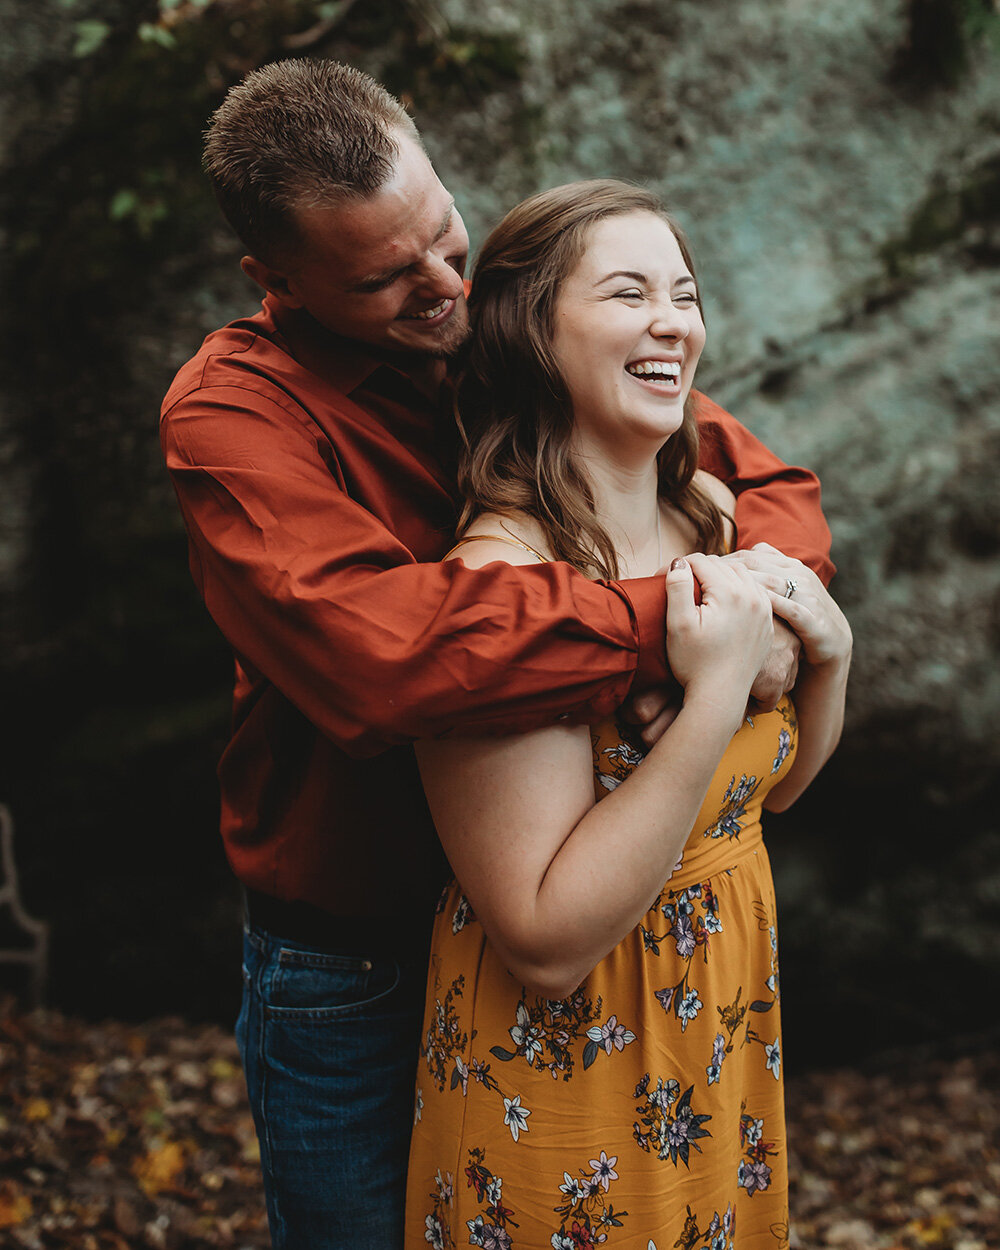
[359,277,395,293]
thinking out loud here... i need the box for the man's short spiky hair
[203,58,421,261]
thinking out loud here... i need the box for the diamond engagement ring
[784,578,798,599]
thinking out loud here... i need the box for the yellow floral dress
[406,698,798,1250]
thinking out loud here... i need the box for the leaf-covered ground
[0,1001,997,1248]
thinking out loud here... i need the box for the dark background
[2,0,999,1073]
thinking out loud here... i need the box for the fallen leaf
[131,1139,186,1197]
[0,1182,33,1228]
[22,1097,51,1121]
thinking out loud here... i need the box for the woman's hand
[665,552,774,707]
[727,543,853,669]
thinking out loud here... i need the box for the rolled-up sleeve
[162,385,655,755]
[693,391,835,584]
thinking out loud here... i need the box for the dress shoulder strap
[444,532,550,564]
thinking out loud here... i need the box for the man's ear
[240,255,305,309]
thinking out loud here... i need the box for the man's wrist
[614,575,669,689]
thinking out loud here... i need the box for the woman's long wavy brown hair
[454,179,729,579]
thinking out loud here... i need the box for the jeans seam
[254,945,285,1247]
[239,930,427,1247]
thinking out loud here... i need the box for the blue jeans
[236,920,429,1248]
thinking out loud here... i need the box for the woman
[405,181,850,1249]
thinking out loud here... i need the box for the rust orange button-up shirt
[161,296,833,924]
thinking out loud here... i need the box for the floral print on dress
[672,1202,736,1250]
[453,1054,534,1145]
[489,989,603,1080]
[584,1014,637,1068]
[645,882,721,1034]
[770,729,792,775]
[742,902,783,1079]
[452,894,475,934]
[551,1149,631,1247]
[706,1032,727,1086]
[424,975,469,1093]
[767,923,780,999]
[717,987,747,1056]
[632,1075,712,1166]
[703,774,761,840]
[422,975,537,1144]
[423,1168,455,1249]
[463,1149,517,1248]
[406,700,800,1249]
[594,730,647,793]
[738,1104,780,1197]
[502,1095,530,1142]
[764,1038,781,1081]
[770,705,798,779]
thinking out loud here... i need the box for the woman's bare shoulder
[693,468,737,515]
[446,511,554,568]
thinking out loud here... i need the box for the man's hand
[620,684,683,749]
[749,618,800,711]
[624,621,798,742]
[726,545,803,709]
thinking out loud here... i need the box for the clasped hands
[623,543,848,747]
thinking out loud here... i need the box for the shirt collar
[263,295,385,396]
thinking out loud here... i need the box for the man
[161,58,832,1249]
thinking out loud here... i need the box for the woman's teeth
[626,361,681,382]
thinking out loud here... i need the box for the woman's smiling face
[549,210,705,460]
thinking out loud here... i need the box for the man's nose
[415,251,465,300]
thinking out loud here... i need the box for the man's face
[275,133,470,358]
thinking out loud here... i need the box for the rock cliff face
[392,0,1000,1049]
[406,0,1000,790]
[2,0,998,1046]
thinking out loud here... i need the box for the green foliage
[137,21,178,49]
[72,18,111,57]
[383,27,525,105]
[9,0,527,337]
[9,1,333,333]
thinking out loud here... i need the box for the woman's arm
[418,548,775,1000]
[764,658,849,812]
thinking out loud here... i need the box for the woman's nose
[649,302,689,340]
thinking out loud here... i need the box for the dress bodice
[590,696,798,892]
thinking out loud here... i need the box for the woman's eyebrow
[595,270,697,286]
[598,270,647,284]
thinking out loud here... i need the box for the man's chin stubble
[403,318,470,361]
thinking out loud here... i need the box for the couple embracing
[161,58,849,1249]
